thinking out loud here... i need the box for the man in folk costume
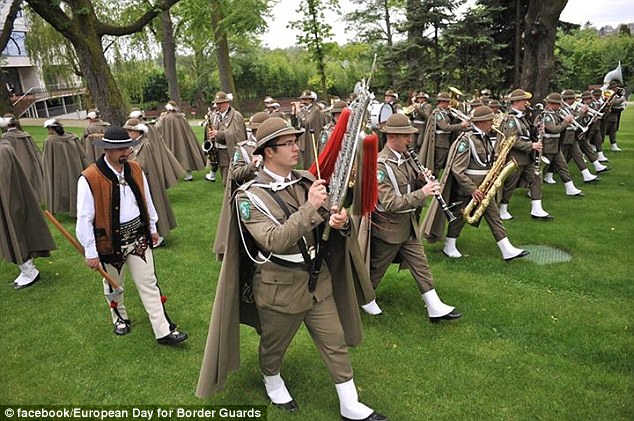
[0,114,45,203]
[422,106,529,261]
[81,108,110,163]
[125,118,177,247]
[418,92,470,176]
[497,89,554,221]
[197,117,386,421]
[42,119,90,217]
[76,127,188,344]
[361,113,462,321]
[1,137,56,289]
[213,111,268,261]
[129,108,184,189]
[291,90,327,169]
[156,100,206,181]
[539,93,590,197]
[206,91,247,185]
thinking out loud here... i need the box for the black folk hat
[93,126,141,149]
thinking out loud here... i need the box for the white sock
[421,289,455,318]
[263,374,293,404]
[335,379,373,420]
[361,299,383,315]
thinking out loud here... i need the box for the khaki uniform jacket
[560,105,586,145]
[2,128,44,203]
[449,130,495,196]
[542,109,569,154]
[197,170,370,397]
[374,147,426,245]
[418,107,464,169]
[500,110,534,166]
[0,139,55,265]
[213,107,247,153]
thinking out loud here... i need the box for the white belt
[435,130,450,134]
[216,143,228,149]
[257,250,315,263]
[543,134,560,138]
[465,169,488,176]
[413,120,425,125]
[566,127,576,131]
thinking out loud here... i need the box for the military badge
[457,141,468,153]
[377,170,386,183]
[508,120,516,128]
[239,200,251,220]
[233,151,241,163]
[545,116,552,123]
[436,113,443,121]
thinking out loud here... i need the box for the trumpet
[405,146,458,223]
[448,106,471,125]
[558,106,588,133]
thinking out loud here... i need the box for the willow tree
[25,0,181,125]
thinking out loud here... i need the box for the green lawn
[1,113,632,420]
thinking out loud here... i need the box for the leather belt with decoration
[120,216,144,246]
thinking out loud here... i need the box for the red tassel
[308,107,351,182]
[109,301,118,309]
[161,295,167,304]
[361,133,379,216]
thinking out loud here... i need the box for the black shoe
[505,250,529,262]
[584,177,601,184]
[342,411,389,421]
[271,399,298,412]
[531,214,554,221]
[597,167,611,173]
[429,310,463,323]
[157,330,188,345]
[568,191,585,197]
[114,320,131,336]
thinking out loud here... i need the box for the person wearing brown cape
[197,118,385,421]
[81,108,110,163]
[422,106,529,261]
[156,100,206,181]
[0,137,56,289]
[417,92,469,175]
[125,118,177,246]
[1,114,45,203]
[212,112,267,261]
[42,119,90,217]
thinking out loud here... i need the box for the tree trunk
[514,0,522,87]
[211,0,238,108]
[73,37,129,126]
[521,0,568,103]
[161,10,181,107]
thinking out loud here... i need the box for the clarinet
[405,146,457,223]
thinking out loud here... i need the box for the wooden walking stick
[44,210,124,300]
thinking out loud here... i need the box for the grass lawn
[1,111,632,420]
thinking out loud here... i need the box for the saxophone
[202,109,219,172]
[462,128,518,225]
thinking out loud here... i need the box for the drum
[370,102,394,128]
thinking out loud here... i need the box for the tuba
[462,128,518,225]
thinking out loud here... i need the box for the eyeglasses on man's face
[272,139,299,148]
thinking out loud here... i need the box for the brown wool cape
[1,129,45,203]
[156,112,206,171]
[0,139,56,265]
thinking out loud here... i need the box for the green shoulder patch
[436,112,443,121]
[239,200,251,220]
[544,115,552,123]
[457,140,469,153]
[233,150,241,163]
[377,170,386,183]
[508,119,516,128]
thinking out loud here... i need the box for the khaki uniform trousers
[501,162,542,203]
[257,295,353,384]
[562,140,588,172]
[447,194,507,242]
[370,236,434,294]
[102,244,171,339]
[544,151,573,183]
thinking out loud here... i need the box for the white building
[1,2,85,118]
